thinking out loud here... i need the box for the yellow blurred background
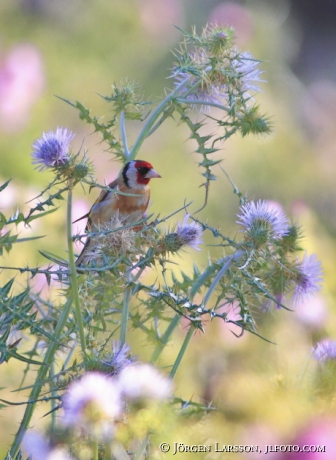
[1,0,336,457]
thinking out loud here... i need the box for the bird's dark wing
[73,213,90,224]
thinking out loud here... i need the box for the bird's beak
[145,169,161,179]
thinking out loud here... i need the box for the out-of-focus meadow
[1,0,336,457]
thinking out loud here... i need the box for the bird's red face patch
[134,160,153,170]
[134,160,155,185]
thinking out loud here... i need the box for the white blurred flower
[23,431,73,460]
[118,364,172,401]
[62,372,122,434]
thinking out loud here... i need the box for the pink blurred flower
[295,295,328,330]
[72,198,90,251]
[241,423,279,459]
[0,43,45,132]
[0,180,18,209]
[30,264,67,299]
[208,2,254,46]
[278,418,336,459]
[302,80,336,141]
[137,0,183,42]
[218,302,247,343]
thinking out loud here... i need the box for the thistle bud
[158,215,203,254]
[280,224,302,253]
[163,232,183,253]
[240,108,272,137]
[73,162,89,180]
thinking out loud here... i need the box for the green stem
[190,251,243,300]
[120,285,132,344]
[18,342,38,389]
[67,179,87,356]
[120,110,130,159]
[190,264,218,299]
[7,181,88,459]
[298,354,313,391]
[62,339,78,370]
[50,362,56,431]
[6,299,73,459]
[134,436,150,460]
[151,314,180,364]
[129,77,190,160]
[93,438,99,460]
[105,443,112,460]
[169,326,194,379]
[147,109,172,137]
[203,250,244,308]
[177,98,244,120]
[177,98,227,112]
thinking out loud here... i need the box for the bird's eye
[137,166,150,175]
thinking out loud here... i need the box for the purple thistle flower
[176,214,203,250]
[231,51,265,98]
[101,341,134,376]
[312,339,336,363]
[161,214,203,254]
[237,200,289,245]
[171,49,264,112]
[171,62,223,112]
[178,77,223,112]
[293,253,323,304]
[32,127,75,171]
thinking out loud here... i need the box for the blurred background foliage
[1,0,336,457]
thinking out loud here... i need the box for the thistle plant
[0,24,325,459]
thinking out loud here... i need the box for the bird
[74,160,161,268]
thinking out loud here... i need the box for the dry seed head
[84,213,137,265]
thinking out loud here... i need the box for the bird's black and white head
[122,160,161,189]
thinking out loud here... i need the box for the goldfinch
[75,160,161,267]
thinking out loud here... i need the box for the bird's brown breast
[88,180,150,230]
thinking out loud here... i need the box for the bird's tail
[75,237,92,268]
